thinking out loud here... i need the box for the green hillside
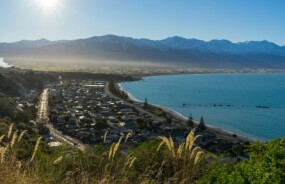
[0,93,17,118]
[0,118,285,184]
[0,74,22,96]
[0,69,57,97]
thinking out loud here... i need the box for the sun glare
[36,0,60,12]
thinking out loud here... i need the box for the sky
[0,0,285,45]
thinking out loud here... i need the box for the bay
[120,74,285,140]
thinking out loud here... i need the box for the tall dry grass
[30,137,42,162]
[18,130,27,142]
[0,125,41,183]
[156,128,206,183]
[7,123,14,139]
[0,122,209,184]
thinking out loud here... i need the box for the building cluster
[47,79,245,156]
[13,89,39,112]
[47,80,187,145]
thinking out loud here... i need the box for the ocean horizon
[120,73,285,141]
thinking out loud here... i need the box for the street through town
[37,88,89,152]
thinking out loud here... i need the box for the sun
[36,0,60,11]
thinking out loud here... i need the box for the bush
[199,139,285,184]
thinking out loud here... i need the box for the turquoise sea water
[120,74,285,140]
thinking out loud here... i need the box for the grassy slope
[1,117,285,184]
[0,123,208,184]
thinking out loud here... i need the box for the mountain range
[1,35,285,69]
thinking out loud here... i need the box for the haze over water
[120,74,285,140]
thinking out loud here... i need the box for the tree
[199,139,285,184]
[187,114,194,128]
[38,124,50,135]
[143,98,148,108]
[198,116,207,130]
[232,144,243,156]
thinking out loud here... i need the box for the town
[46,79,246,156]
[48,79,174,146]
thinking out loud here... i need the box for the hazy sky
[1,0,285,45]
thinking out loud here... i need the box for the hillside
[0,74,22,96]
[0,119,285,183]
[0,68,57,97]
[1,35,285,70]
[0,93,17,118]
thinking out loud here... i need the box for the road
[46,124,88,151]
[37,89,49,121]
[37,88,89,152]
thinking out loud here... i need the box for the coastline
[156,104,256,142]
[118,82,256,143]
[134,70,285,81]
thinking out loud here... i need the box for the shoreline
[118,83,257,143]
[155,104,257,142]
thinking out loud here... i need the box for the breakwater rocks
[181,103,270,109]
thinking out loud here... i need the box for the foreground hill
[1,35,285,69]
[0,119,285,183]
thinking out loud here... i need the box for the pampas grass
[18,130,27,142]
[0,127,39,183]
[103,131,109,144]
[177,143,185,158]
[0,147,5,163]
[129,157,137,168]
[156,129,206,183]
[157,136,175,157]
[0,144,9,164]
[0,135,5,142]
[0,121,210,184]
[190,146,201,160]
[108,143,115,160]
[10,130,18,148]
[30,137,42,162]
[7,123,14,139]
[125,132,132,143]
[194,151,205,165]
[186,128,202,151]
[53,156,63,166]
[112,136,123,159]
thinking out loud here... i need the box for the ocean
[120,74,285,141]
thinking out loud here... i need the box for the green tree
[187,114,194,127]
[232,144,243,156]
[198,116,207,130]
[143,98,148,108]
[198,139,285,184]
